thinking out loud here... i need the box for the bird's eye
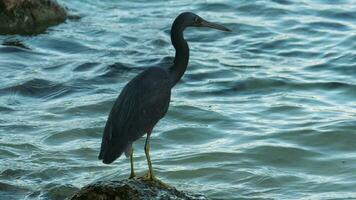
[194,17,199,22]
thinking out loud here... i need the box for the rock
[0,0,67,35]
[70,178,208,200]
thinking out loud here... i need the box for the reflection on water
[0,0,355,199]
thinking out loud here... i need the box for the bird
[98,12,230,181]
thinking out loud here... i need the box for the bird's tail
[99,144,126,164]
[98,114,129,164]
[98,132,127,164]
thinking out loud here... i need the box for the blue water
[1,0,356,199]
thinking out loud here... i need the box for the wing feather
[99,67,171,164]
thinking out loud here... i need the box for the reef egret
[98,12,230,181]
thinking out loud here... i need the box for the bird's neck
[169,23,189,87]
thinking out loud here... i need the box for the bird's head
[175,12,231,32]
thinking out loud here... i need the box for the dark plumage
[99,67,171,163]
[98,12,230,180]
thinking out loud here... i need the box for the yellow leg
[144,132,155,180]
[129,148,136,179]
[141,132,171,188]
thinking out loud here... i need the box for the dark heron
[98,12,230,181]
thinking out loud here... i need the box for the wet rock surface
[70,178,208,200]
[0,0,67,35]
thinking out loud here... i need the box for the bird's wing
[99,67,171,163]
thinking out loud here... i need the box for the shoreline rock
[70,178,208,200]
[0,0,67,35]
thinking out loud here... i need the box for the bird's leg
[144,131,155,180]
[140,131,172,188]
[129,148,136,179]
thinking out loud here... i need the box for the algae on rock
[0,0,67,35]
[71,178,208,200]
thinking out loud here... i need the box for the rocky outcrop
[70,178,208,200]
[0,0,67,35]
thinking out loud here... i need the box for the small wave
[0,181,30,193]
[245,144,320,164]
[0,78,72,99]
[99,62,140,78]
[165,151,238,164]
[170,104,230,123]
[64,100,111,114]
[271,121,356,156]
[0,106,15,112]
[0,45,32,54]
[207,77,356,96]
[236,3,289,18]
[278,50,321,58]
[42,128,97,146]
[307,21,350,32]
[258,37,302,51]
[184,68,236,82]
[1,143,40,152]
[0,168,29,179]
[2,40,31,50]
[0,148,20,158]
[64,147,98,158]
[149,38,169,47]
[262,104,306,115]
[318,9,356,22]
[38,184,78,200]
[73,62,101,72]
[286,25,327,36]
[162,127,217,145]
[271,0,293,5]
[34,38,95,54]
[196,3,234,12]
[336,34,356,50]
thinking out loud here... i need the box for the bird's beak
[201,20,231,32]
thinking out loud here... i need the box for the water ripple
[0,78,72,100]
[0,0,355,199]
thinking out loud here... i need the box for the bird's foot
[138,171,154,181]
[128,173,136,179]
[139,171,172,188]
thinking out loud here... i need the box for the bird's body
[99,67,171,164]
[98,12,230,180]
